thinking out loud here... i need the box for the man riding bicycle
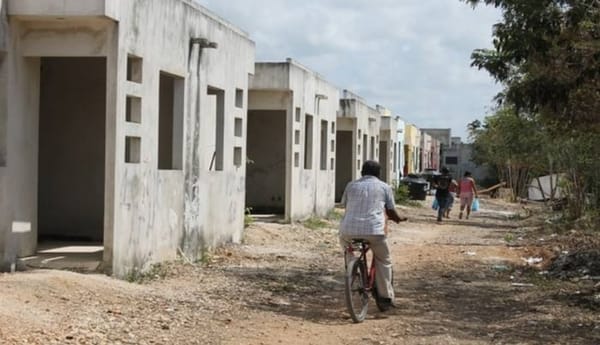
[339,160,405,308]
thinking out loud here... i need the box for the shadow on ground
[220,261,599,344]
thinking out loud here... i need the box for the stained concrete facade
[423,128,450,170]
[443,137,488,182]
[394,117,406,183]
[421,128,451,148]
[247,59,338,221]
[0,0,255,277]
[335,90,382,201]
[376,106,399,185]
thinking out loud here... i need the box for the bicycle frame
[345,241,376,293]
[344,239,394,322]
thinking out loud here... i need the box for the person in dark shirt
[432,167,452,222]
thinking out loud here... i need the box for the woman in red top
[457,171,478,219]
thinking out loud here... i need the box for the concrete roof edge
[183,0,251,38]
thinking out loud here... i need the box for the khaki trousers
[340,234,394,300]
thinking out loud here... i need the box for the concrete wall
[1,0,255,277]
[0,18,58,264]
[404,124,421,174]
[0,9,118,272]
[0,1,7,259]
[420,131,433,171]
[0,0,6,168]
[421,128,451,147]
[8,0,109,18]
[431,138,441,171]
[338,90,382,189]
[395,117,405,182]
[422,128,449,170]
[110,0,255,277]
[443,138,488,182]
[249,60,337,221]
[377,108,398,185]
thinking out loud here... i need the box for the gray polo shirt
[340,175,396,236]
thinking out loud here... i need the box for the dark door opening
[379,141,388,183]
[246,110,286,214]
[37,57,106,249]
[335,131,353,202]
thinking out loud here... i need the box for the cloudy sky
[195,0,502,140]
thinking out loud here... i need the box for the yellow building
[403,124,421,175]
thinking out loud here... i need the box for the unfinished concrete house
[247,59,338,221]
[0,0,255,277]
[376,106,400,185]
[394,117,406,183]
[404,124,421,175]
[335,90,382,201]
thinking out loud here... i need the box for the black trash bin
[400,174,428,200]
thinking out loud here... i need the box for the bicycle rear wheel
[344,258,369,323]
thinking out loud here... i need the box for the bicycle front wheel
[344,258,369,323]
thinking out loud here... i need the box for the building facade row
[0,0,472,277]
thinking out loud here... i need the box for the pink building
[420,131,441,171]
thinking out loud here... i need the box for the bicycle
[343,239,392,323]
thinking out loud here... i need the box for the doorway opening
[379,141,388,182]
[335,130,353,202]
[246,110,286,214]
[33,57,106,271]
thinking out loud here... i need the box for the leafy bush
[394,184,410,204]
[244,207,253,228]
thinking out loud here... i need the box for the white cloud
[195,0,502,139]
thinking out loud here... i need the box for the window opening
[125,96,141,123]
[126,55,143,83]
[304,114,313,169]
[208,86,225,171]
[125,136,141,163]
[320,120,327,170]
[158,72,184,170]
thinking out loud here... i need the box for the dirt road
[1,198,598,344]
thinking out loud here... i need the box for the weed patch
[303,217,329,230]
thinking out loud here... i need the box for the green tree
[469,108,548,200]
[464,0,600,131]
[464,0,600,224]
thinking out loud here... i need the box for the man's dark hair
[441,167,450,174]
[464,171,472,177]
[361,160,381,178]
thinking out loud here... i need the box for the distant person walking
[432,167,452,222]
[445,178,459,219]
[458,171,478,219]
